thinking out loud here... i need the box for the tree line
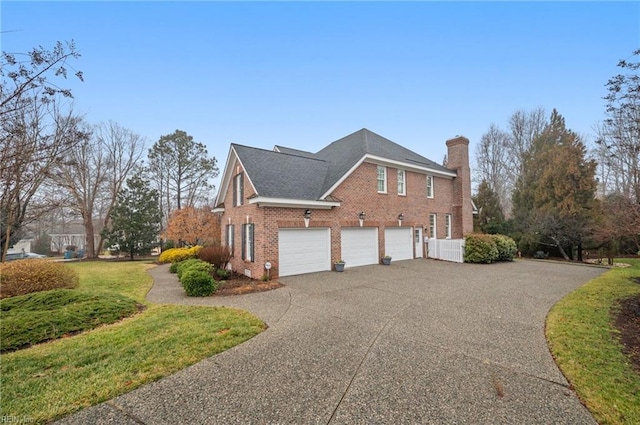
[473,49,640,260]
[1,41,219,261]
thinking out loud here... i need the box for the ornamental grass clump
[198,245,232,269]
[0,259,79,298]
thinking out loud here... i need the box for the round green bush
[176,259,209,279]
[169,262,180,274]
[181,269,216,297]
[464,234,499,263]
[492,234,517,261]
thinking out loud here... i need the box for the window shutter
[230,224,234,255]
[241,223,246,260]
[249,224,254,262]
[239,174,244,205]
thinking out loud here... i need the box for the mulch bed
[613,277,640,372]
[214,272,284,296]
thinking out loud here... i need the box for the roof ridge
[234,143,326,162]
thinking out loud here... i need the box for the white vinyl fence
[427,238,465,263]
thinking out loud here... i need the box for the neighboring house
[213,128,473,278]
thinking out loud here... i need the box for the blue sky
[2,1,638,189]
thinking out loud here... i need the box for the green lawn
[0,260,265,424]
[546,259,640,425]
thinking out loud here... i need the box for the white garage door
[278,228,331,277]
[341,228,378,268]
[384,227,413,261]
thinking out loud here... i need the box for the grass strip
[546,259,640,425]
[1,261,265,424]
[71,260,156,302]
[1,304,265,423]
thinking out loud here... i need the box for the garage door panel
[341,228,378,268]
[385,228,413,261]
[279,228,331,277]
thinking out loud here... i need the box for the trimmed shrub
[158,246,202,264]
[181,269,216,297]
[464,234,499,264]
[198,245,232,269]
[176,259,211,280]
[169,262,180,274]
[492,234,517,261]
[0,259,79,298]
[216,268,231,280]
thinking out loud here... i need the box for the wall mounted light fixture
[304,209,311,227]
[398,213,404,227]
[358,211,365,227]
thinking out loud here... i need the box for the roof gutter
[248,197,340,209]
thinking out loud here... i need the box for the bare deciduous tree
[53,121,145,258]
[474,123,510,213]
[0,40,84,261]
[596,49,640,203]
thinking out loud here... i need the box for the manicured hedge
[0,259,79,298]
[464,234,517,264]
[181,269,216,297]
[158,246,202,264]
[493,234,517,261]
[172,258,217,296]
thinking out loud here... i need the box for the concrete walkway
[58,259,604,424]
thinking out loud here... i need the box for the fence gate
[427,239,465,263]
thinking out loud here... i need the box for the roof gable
[316,128,453,196]
[233,144,329,200]
[215,128,455,207]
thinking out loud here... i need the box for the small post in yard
[265,261,272,280]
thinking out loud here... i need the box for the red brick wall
[220,160,465,279]
[446,136,473,238]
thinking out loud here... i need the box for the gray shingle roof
[232,128,452,201]
[233,144,329,200]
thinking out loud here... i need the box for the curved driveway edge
[57,259,604,424]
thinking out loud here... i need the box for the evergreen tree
[512,109,597,260]
[473,180,505,234]
[102,176,162,260]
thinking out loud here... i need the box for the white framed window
[233,173,244,206]
[426,175,434,198]
[242,223,254,262]
[445,214,452,239]
[429,214,436,238]
[377,166,387,193]
[226,224,235,256]
[397,169,406,196]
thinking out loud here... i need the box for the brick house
[213,128,473,278]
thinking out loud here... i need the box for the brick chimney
[446,136,473,238]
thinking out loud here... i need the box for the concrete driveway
[58,259,604,424]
